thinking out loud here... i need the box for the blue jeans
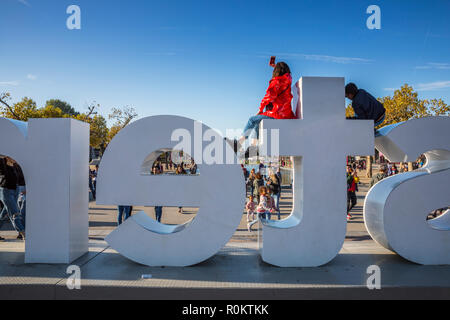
[155,206,163,222]
[243,115,272,140]
[247,211,270,231]
[0,187,24,232]
[16,186,26,227]
[374,114,386,137]
[375,113,386,127]
[117,206,132,225]
[274,192,281,219]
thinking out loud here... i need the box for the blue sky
[1,0,450,135]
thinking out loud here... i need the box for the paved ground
[1,167,449,299]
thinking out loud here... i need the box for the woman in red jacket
[238,62,295,149]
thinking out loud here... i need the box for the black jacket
[0,159,18,190]
[352,89,385,121]
[13,163,25,186]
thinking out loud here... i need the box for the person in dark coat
[0,157,25,240]
[345,83,386,134]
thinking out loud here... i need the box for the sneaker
[347,214,352,221]
[17,234,23,240]
[0,236,5,241]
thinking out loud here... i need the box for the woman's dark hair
[273,62,291,78]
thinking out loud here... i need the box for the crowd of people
[242,163,282,231]
[115,158,197,226]
[151,159,197,176]
[0,156,26,241]
[347,160,411,220]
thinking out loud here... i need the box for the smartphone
[269,56,276,67]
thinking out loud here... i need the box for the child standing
[256,187,272,221]
[245,195,256,231]
[248,187,272,232]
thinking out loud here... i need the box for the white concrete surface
[0,118,89,263]
[259,77,374,267]
[97,116,245,266]
[365,117,450,265]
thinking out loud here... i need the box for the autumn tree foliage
[0,92,137,152]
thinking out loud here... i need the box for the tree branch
[0,92,20,120]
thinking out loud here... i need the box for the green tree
[1,94,109,149]
[1,96,40,120]
[46,99,79,116]
[380,84,450,126]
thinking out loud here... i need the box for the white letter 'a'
[66,5,81,30]
[96,115,244,267]
[0,118,89,263]
[366,5,381,30]
[365,117,450,265]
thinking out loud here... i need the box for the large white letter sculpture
[259,77,374,267]
[97,116,244,266]
[364,117,450,265]
[0,118,89,263]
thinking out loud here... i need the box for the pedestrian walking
[253,172,264,204]
[346,168,357,221]
[245,195,256,231]
[266,173,281,219]
[0,157,25,240]
[154,206,163,223]
[117,205,132,225]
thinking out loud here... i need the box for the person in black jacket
[345,83,386,134]
[13,162,26,239]
[0,157,25,240]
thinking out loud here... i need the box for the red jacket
[259,73,295,119]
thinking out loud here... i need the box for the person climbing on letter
[235,61,296,154]
[345,83,386,136]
